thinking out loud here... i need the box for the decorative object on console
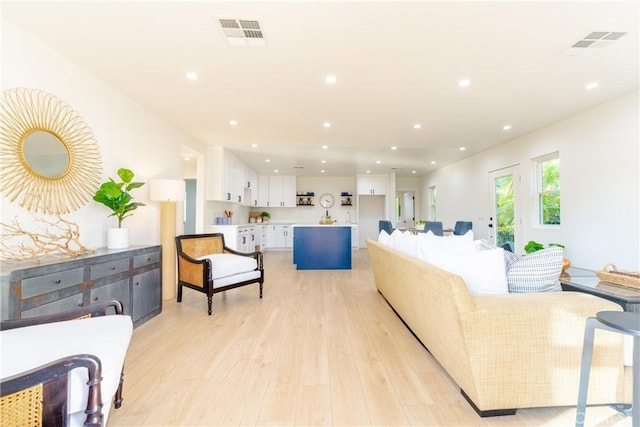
[94,168,146,250]
[0,208,94,261]
[596,263,640,290]
[149,179,186,301]
[260,211,270,222]
[0,88,102,214]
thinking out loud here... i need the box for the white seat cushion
[0,315,133,426]
[198,253,258,279]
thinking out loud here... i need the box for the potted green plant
[524,240,570,270]
[93,168,145,249]
[260,211,271,222]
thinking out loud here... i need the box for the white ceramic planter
[107,227,129,249]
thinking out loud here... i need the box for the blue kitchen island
[292,224,352,270]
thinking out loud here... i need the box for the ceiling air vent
[217,18,265,47]
[571,31,627,49]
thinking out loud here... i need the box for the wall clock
[319,192,335,208]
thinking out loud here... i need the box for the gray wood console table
[1,245,162,327]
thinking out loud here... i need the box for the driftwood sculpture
[0,212,93,261]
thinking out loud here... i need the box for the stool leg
[633,335,639,426]
[576,317,597,427]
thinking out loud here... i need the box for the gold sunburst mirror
[0,88,102,214]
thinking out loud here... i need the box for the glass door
[488,165,521,252]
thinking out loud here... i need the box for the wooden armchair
[1,300,133,426]
[176,233,264,315]
[1,354,103,426]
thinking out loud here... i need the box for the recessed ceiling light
[366,170,371,173]
[229,120,238,126]
[274,169,279,173]
[391,146,398,150]
[185,71,198,81]
[458,78,470,88]
[585,82,599,90]
[183,156,191,161]
[251,143,258,148]
[321,170,326,173]
[412,170,417,174]
[503,124,512,131]
[375,160,381,164]
[321,160,327,164]
[459,147,466,151]
[325,75,337,85]
[413,124,422,129]
[322,145,328,149]
[323,122,331,128]
[431,161,437,165]
[265,159,271,163]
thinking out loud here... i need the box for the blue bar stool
[576,311,640,427]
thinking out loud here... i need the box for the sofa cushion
[419,246,508,295]
[506,247,563,293]
[377,230,391,245]
[388,229,418,257]
[198,253,258,279]
[417,230,476,261]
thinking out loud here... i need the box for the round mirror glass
[22,130,70,178]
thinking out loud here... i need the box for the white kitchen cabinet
[206,147,256,204]
[267,224,292,249]
[257,175,270,207]
[351,225,359,249]
[357,174,387,195]
[266,175,296,207]
[244,166,258,206]
[205,225,256,252]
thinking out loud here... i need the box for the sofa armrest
[463,291,625,409]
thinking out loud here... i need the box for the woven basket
[595,263,640,290]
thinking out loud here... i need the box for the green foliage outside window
[495,175,514,247]
[539,157,560,225]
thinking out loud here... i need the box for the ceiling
[3,1,638,177]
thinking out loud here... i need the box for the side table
[560,267,640,313]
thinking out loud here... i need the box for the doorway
[395,191,415,229]
[488,165,521,252]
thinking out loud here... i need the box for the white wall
[0,22,203,250]
[420,91,639,270]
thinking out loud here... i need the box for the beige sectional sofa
[367,239,628,416]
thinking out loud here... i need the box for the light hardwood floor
[109,250,631,426]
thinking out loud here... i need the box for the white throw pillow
[389,230,418,257]
[422,247,509,295]
[506,247,563,293]
[377,230,391,245]
[198,253,258,279]
[416,230,476,262]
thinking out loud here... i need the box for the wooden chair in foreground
[0,300,132,426]
[176,233,264,315]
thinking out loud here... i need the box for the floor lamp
[149,179,186,301]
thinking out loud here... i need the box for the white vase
[107,227,129,249]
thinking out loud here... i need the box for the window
[429,186,437,220]
[536,154,560,225]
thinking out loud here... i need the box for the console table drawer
[22,268,84,299]
[91,258,130,279]
[133,251,160,269]
[22,293,84,318]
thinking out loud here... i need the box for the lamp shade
[148,179,186,202]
